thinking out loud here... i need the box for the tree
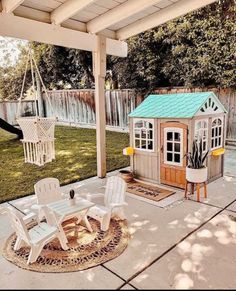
[33,44,94,90]
[109,0,236,91]
[0,47,32,100]
[158,0,236,88]
[0,39,31,100]
[0,0,235,100]
[0,42,94,100]
[107,29,169,94]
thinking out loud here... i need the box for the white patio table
[44,197,95,244]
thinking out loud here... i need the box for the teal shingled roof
[129,92,224,119]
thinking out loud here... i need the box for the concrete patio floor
[0,149,235,290]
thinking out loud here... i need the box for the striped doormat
[127,180,175,202]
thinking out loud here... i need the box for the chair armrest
[31,204,43,211]
[86,193,105,201]
[110,202,128,209]
[40,205,59,227]
[23,212,38,224]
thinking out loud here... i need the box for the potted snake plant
[186,139,209,183]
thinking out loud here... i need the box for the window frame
[211,117,223,150]
[133,118,154,152]
[164,127,183,166]
[194,119,208,154]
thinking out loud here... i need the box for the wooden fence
[43,89,142,128]
[1,87,235,140]
[0,100,37,125]
[155,87,236,140]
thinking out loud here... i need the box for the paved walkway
[0,149,235,289]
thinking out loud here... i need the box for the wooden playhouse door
[160,122,188,189]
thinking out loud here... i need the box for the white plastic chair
[32,177,93,232]
[87,176,127,231]
[7,206,68,265]
[32,177,62,221]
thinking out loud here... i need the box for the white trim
[133,118,154,152]
[0,13,128,57]
[133,118,154,124]
[194,119,208,153]
[164,127,183,166]
[196,95,225,116]
[211,117,223,150]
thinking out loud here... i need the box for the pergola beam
[2,0,24,13]
[13,5,116,39]
[51,0,96,25]
[87,0,162,34]
[0,13,128,57]
[116,0,217,40]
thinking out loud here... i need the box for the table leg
[58,222,69,244]
[75,211,93,233]
[43,206,69,244]
[83,215,93,233]
[57,228,69,250]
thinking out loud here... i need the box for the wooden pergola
[0,0,216,178]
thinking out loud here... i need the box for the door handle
[160,145,164,153]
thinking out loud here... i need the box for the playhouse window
[164,127,183,166]
[211,118,223,150]
[195,120,208,153]
[134,120,154,151]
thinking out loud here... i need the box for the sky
[0,36,28,67]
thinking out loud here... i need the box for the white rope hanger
[17,46,54,118]
[17,44,57,166]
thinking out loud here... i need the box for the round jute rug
[2,218,130,273]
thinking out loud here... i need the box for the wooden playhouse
[128,92,227,189]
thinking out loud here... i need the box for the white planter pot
[186,167,208,183]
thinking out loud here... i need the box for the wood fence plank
[1,88,236,139]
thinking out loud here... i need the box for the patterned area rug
[3,218,130,273]
[127,180,175,202]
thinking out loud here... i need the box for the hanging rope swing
[17,46,57,166]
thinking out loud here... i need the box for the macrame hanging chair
[17,47,57,166]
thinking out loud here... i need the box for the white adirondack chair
[32,177,92,232]
[7,206,68,265]
[87,176,127,231]
[32,177,62,220]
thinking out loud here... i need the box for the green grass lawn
[0,126,129,203]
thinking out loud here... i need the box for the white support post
[93,36,107,178]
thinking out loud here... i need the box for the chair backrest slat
[105,176,126,208]
[7,207,30,243]
[34,178,62,205]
